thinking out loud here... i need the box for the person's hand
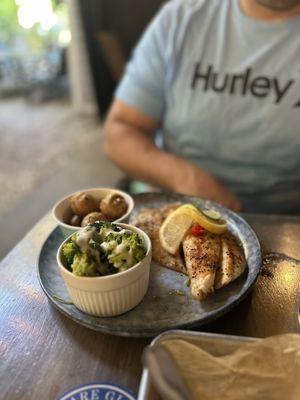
[173,163,243,212]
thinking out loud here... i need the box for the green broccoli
[62,241,79,267]
[62,223,146,277]
[104,231,146,271]
[71,253,99,277]
[100,223,120,239]
[91,221,118,236]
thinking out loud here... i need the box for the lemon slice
[159,204,227,254]
[180,204,227,234]
[159,210,193,255]
[160,203,227,245]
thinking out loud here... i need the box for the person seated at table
[104,0,300,215]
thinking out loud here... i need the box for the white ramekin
[57,223,152,317]
[52,188,134,237]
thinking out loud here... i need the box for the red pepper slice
[191,224,205,236]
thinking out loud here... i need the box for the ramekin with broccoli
[62,221,147,277]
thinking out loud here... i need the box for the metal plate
[37,193,261,337]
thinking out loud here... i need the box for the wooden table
[0,213,299,399]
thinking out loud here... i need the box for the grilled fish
[183,232,221,300]
[132,204,246,299]
[214,232,246,289]
[131,203,186,273]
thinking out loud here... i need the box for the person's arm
[104,100,242,212]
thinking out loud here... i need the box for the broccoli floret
[123,231,146,263]
[104,231,146,271]
[90,220,108,232]
[97,261,116,276]
[62,241,79,267]
[71,253,99,277]
[70,233,78,243]
[63,223,146,276]
[91,221,119,235]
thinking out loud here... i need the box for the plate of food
[37,192,261,337]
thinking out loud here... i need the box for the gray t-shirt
[116,0,300,214]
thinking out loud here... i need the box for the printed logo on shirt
[191,63,300,107]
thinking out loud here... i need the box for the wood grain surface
[0,213,299,399]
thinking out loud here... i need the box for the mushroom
[100,193,128,220]
[70,192,98,217]
[69,214,82,227]
[81,212,109,227]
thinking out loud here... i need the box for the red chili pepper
[191,224,205,236]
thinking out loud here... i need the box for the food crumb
[169,290,185,296]
[184,278,191,287]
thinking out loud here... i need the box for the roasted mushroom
[100,193,127,220]
[81,212,108,227]
[70,192,98,217]
[69,214,82,227]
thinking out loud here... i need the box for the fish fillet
[131,203,186,273]
[183,232,221,300]
[214,232,246,289]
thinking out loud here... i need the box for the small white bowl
[57,223,152,317]
[52,188,134,237]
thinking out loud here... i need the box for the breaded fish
[214,232,246,289]
[183,232,221,300]
[131,203,186,273]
